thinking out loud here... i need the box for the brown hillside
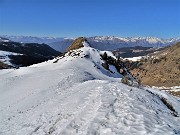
[125,42,180,87]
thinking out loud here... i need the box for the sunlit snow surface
[124,56,143,62]
[0,47,180,135]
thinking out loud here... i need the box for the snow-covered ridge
[0,45,180,135]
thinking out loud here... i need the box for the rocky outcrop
[100,52,135,85]
[0,61,10,69]
[66,37,90,52]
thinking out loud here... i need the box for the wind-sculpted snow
[0,46,179,135]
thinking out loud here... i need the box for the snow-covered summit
[0,43,180,135]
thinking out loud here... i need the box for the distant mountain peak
[1,35,180,52]
[0,35,65,44]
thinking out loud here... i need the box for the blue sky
[0,0,179,38]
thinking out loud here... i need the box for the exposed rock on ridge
[66,37,90,52]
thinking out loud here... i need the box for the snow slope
[0,46,180,135]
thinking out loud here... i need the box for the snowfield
[124,56,143,62]
[0,46,180,135]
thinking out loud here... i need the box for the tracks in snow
[20,80,104,135]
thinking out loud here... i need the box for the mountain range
[1,35,180,52]
[88,36,180,50]
[1,35,65,44]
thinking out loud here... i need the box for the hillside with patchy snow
[0,40,180,135]
[0,40,60,68]
[124,42,180,88]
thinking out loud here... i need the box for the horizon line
[1,34,180,39]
